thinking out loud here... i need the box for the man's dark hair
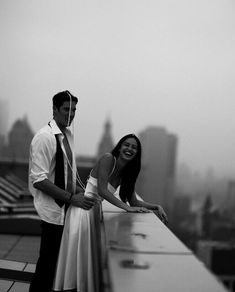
[111,133,142,203]
[53,90,78,109]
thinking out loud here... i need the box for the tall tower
[136,126,178,215]
[96,117,114,160]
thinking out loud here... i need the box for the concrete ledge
[0,259,35,283]
[0,216,41,235]
[102,200,228,292]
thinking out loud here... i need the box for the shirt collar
[49,119,72,138]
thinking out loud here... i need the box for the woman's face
[119,137,138,161]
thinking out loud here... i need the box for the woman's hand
[152,205,168,224]
[126,206,150,213]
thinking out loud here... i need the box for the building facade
[136,126,178,215]
[0,116,34,161]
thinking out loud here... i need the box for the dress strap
[109,156,116,177]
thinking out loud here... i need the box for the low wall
[101,200,228,292]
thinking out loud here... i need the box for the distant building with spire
[0,99,9,151]
[76,117,114,184]
[0,115,34,161]
[96,117,114,160]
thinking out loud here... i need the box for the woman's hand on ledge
[126,206,150,213]
[152,205,168,225]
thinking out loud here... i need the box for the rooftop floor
[0,234,40,292]
[0,234,40,263]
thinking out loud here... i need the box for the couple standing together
[28,90,168,292]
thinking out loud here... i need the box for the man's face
[54,101,77,129]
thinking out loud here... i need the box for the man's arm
[34,179,72,202]
[34,179,96,210]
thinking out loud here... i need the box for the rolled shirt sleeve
[29,131,56,194]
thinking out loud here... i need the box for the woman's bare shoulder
[102,152,113,160]
[99,153,114,166]
[91,153,114,177]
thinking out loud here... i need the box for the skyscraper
[136,126,178,214]
[223,180,235,219]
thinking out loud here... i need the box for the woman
[53,133,167,292]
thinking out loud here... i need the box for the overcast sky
[1,0,235,177]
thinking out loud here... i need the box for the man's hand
[70,192,97,210]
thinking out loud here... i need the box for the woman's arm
[129,192,168,223]
[96,154,148,213]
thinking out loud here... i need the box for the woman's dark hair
[111,133,142,203]
[53,90,78,109]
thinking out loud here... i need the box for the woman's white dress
[53,175,116,292]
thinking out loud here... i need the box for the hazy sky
[1,0,235,177]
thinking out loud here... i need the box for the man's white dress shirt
[28,119,77,225]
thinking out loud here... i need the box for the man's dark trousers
[29,221,63,292]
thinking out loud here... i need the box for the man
[28,90,96,292]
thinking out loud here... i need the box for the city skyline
[1,0,235,177]
[0,111,234,179]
